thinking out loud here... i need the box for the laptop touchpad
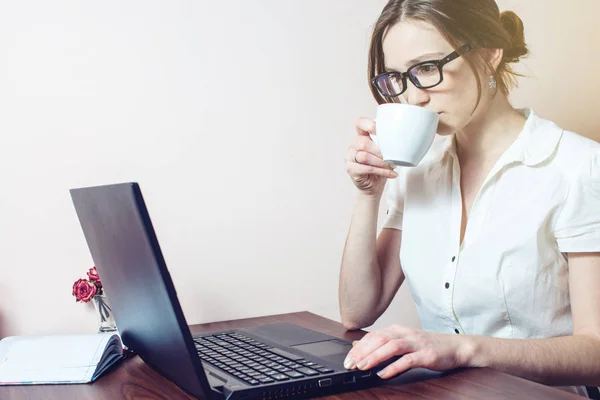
[291,339,351,357]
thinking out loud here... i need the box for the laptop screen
[70,182,211,398]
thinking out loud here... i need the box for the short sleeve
[381,168,406,231]
[554,149,600,252]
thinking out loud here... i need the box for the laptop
[69,182,393,399]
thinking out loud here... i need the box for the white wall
[1,0,598,338]
[498,0,600,139]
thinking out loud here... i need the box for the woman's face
[382,19,485,135]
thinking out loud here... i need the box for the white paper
[0,333,117,384]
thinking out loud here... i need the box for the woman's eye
[415,64,438,75]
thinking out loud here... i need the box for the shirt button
[445,282,450,289]
[451,256,456,262]
[454,329,460,334]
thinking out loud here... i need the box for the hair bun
[500,10,529,63]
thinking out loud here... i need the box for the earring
[488,74,497,89]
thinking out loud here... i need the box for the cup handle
[369,118,379,146]
[369,132,379,146]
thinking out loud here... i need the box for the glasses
[371,43,473,98]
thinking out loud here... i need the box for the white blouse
[382,109,600,397]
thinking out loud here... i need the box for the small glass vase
[92,294,118,333]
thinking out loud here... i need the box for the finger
[355,339,413,371]
[345,146,358,163]
[352,340,359,347]
[344,331,392,369]
[355,135,383,159]
[346,163,398,180]
[346,325,416,368]
[355,117,376,137]
[376,350,436,379]
[354,150,395,170]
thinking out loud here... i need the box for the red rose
[87,266,101,287]
[72,278,97,303]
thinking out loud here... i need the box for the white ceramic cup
[370,103,440,167]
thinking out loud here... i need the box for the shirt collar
[432,109,563,167]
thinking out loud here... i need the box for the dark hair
[368,0,529,107]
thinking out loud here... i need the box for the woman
[339,0,600,397]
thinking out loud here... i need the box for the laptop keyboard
[194,332,334,386]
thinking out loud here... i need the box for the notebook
[0,332,125,385]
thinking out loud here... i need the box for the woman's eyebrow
[385,52,447,72]
[405,52,446,66]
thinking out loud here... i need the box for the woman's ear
[487,48,504,71]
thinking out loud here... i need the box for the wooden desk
[1,311,582,399]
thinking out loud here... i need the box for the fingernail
[390,171,398,178]
[377,369,387,378]
[343,356,355,369]
[356,359,369,370]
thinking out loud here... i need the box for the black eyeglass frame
[371,43,473,98]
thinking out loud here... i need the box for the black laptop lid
[70,182,211,399]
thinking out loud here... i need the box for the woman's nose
[403,82,430,107]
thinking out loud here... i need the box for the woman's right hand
[346,117,398,197]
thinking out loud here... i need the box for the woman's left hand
[343,324,475,379]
